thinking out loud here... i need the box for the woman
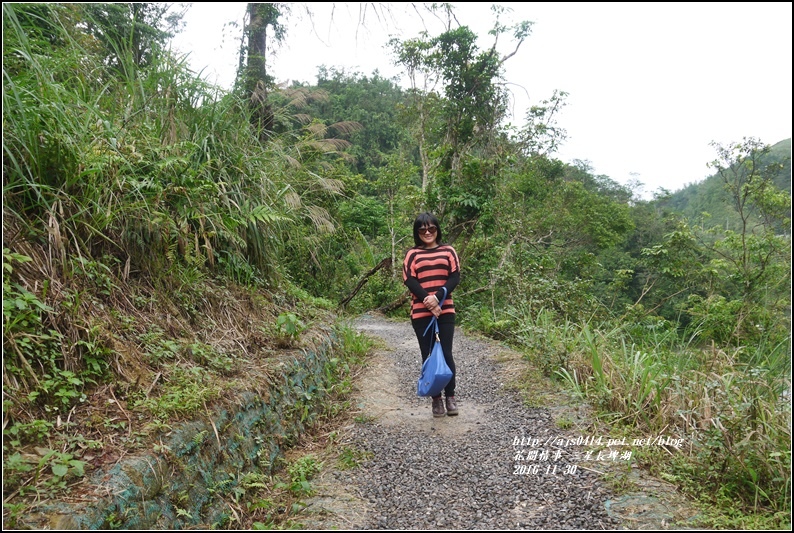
[403,213,461,417]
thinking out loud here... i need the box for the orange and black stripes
[403,245,460,319]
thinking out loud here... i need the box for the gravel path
[319,313,623,529]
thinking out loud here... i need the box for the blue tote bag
[416,288,452,397]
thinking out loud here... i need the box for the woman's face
[418,223,438,247]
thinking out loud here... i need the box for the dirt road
[299,313,701,529]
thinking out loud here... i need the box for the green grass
[499,304,791,526]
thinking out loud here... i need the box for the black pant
[412,313,456,398]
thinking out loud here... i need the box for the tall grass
[2,3,352,426]
[3,4,349,285]
[501,302,790,518]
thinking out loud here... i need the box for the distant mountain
[660,138,791,231]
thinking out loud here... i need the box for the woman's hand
[423,294,441,317]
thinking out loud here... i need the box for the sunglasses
[419,226,438,235]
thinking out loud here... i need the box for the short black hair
[412,212,443,247]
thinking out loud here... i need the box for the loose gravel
[326,313,623,529]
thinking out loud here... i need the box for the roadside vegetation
[3,3,790,529]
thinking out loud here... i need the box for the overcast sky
[171,2,793,198]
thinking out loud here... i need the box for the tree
[313,67,410,179]
[238,3,288,138]
[390,5,533,239]
[515,89,569,157]
[83,3,186,71]
[700,138,791,342]
[236,2,403,141]
[373,156,421,277]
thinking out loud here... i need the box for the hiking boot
[445,396,459,416]
[432,396,446,418]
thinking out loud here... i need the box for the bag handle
[422,286,448,337]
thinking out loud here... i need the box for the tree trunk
[419,104,430,193]
[244,3,276,138]
[338,257,393,309]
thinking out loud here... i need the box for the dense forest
[2,3,791,529]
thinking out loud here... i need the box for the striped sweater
[402,244,460,319]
